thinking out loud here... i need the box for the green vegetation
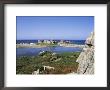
[16,51,80,74]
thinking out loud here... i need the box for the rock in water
[76,32,94,74]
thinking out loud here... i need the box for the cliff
[76,32,94,74]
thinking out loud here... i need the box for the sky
[16,16,94,40]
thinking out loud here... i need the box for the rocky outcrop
[32,69,40,75]
[76,32,94,74]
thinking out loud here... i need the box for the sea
[16,40,85,57]
[16,40,85,45]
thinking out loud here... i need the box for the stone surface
[32,69,40,75]
[85,32,94,46]
[76,32,94,74]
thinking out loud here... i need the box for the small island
[16,39,85,48]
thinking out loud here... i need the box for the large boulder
[76,32,94,74]
[85,32,94,46]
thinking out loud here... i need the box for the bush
[16,52,80,74]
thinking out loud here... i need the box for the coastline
[59,44,85,48]
[16,43,85,48]
[16,44,47,48]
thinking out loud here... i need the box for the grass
[16,51,80,74]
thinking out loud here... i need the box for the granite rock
[76,32,94,74]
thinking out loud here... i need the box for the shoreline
[16,43,85,48]
[16,44,47,48]
[59,44,85,48]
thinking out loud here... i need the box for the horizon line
[16,39,86,40]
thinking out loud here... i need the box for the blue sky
[16,16,94,40]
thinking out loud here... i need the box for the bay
[16,40,84,57]
[16,46,82,57]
